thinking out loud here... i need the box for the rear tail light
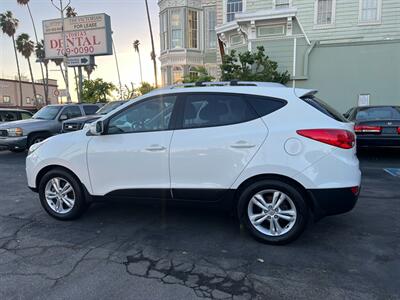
[351,186,360,196]
[296,129,355,149]
[397,127,400,134]
[354,125,381,134]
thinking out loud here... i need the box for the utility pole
[51,0,72,103]
[112,37,123,98]
[144,0,158,87]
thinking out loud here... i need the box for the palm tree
[16,0,48,104]
[133,40,143,83]
[65,6,79,100]
[84,64,96,80]
[35,40,49,103]
[16,33,38,106]
[0,11,23,106]
[144,0,158,87]
[52,58,66,83]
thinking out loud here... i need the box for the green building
[159,0,399,112]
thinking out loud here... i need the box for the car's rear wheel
[38,169,87,220]
[238,180,308,245]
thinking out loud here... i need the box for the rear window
[246,96,287,117]
[301,95,347,122]
[355,107,400,121]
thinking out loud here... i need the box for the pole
[292,38,297,89]
[59,0,71,103]
[78,66,83,102]
[138,49,143,84]
[145,0,158,87]
[112,38,123,98]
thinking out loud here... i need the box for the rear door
[169,92,268,201]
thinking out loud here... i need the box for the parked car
[0,103,102,152]
[62,101,127,133]
[26,82,361,244]
[344,105,400,148]
[0,108,33,123]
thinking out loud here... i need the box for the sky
[0,0,160,100]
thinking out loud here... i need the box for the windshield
[355,106,400,121]
[96,101,125,115]
[32,106,61,120]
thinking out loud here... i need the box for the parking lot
[0,150,399,300]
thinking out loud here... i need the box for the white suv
[26,82,361,244]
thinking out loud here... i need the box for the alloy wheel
[44,177,75,214]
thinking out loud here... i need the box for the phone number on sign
[57,46,95,55]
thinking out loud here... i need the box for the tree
[136,82,155,96]
[220,46,290,84]
[144,0,158,86]
[17,0,48,104]
[65,6,77,17]
[35,40,49,102]
[84,64,96,80]
[133,40,143,83]
[81,78,117,103]
[16,33,38,106]
[183,66,215,83]
[51,58,65,82]
[0,11,23,106]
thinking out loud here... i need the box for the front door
[87,95,177,197]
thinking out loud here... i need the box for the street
[0,150,399,300]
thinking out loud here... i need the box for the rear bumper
[0,136,28,150]
[308,187,359,219]
[357,135,400,147]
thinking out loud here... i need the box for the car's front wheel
[238,180,308,245]
[38,169,87,220]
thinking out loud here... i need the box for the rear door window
[0,111,18,122]
[83,105,100,115]
[301,95,347,122]
[181,93,257,129]
[61,106,83,120]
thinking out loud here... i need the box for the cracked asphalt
[0,149,399,300]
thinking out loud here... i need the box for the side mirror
[59,114,68,121]
[90,120,104,135]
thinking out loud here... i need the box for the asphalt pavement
[0,149,399,300]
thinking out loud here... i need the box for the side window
[182,93,257,129]
[107,96,177,134]
[61,106,82,120]
[247,96,287,117]
[2,111,18,122]
[83,105,99,115]
[20,112,32,120]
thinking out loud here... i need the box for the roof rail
[164,81,285,89]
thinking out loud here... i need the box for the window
[61,106,82,120]
[257,25,285,37]
[247,96,287,117]
[230,34,242,45]
[0,111,18,122]
[189,66,199,81]
[301,95,347,122]
[21,112,32,120]
[172,66,183,84]
[205,7,217,49]
[227,0,243,22]
[160,12,168,51]
[26,97,31,104]
[182,94,257,129]
[3,96,10,103]
[355,107,400,121]
[36,94,44,104]
[315,0,335,26]
[274,0,290,9]
[171,9,183,48]
[359,0,381,23]
[83,105,100,115]
[188,10,198,49]
[107,96,176,134]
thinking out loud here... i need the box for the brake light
[351,186,360,196]
[397,127,400,134]
[297,129,355,149]
[354,125,381,134]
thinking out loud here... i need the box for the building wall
[0,79,58,110]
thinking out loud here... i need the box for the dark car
[0,108,33,123]
[62,100,127,133]
[344,105,400,147]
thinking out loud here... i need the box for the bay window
[187,10,198,49]
[205,7,217,49]
[171,9,183,48]
[227,0,243,22]
[160,12,168,51]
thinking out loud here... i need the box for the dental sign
[43,13,112,59]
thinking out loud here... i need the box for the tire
[9,148,25,153]
[237,179,308,245]
[28,133,49,148]
[38,168,88,220]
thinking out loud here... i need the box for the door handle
[230,141,256,149]
[145,145,166,151]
